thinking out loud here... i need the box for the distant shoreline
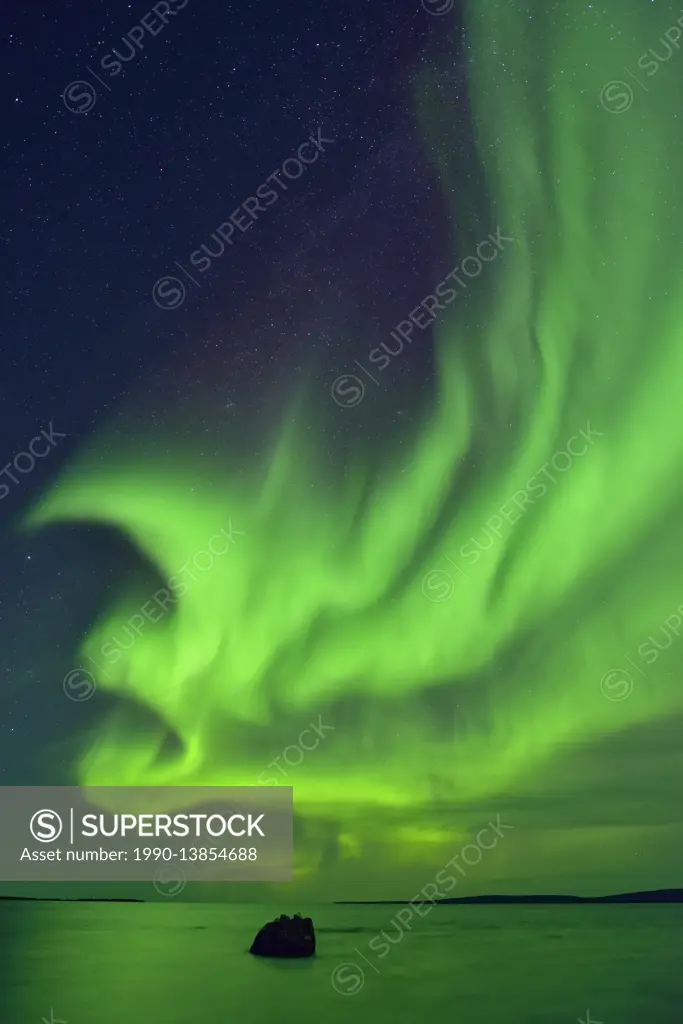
[0,888,680,904]
[336,889,683,905]
[0,897,144,902]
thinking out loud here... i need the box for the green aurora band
[24,0,683,883]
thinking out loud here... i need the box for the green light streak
[24,0,683,872]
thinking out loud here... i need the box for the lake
[1,901,680,1023]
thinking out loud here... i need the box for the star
[577,1012,602,1024]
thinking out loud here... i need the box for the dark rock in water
[249,913,316,958]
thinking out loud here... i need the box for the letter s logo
[30,809,63,842]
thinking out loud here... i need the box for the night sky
[2,0,683,902]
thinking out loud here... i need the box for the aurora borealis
[12,0,683,898]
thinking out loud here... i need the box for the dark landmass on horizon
[0,889,681,904]
[0,896,144,902]
[336,889,683,905]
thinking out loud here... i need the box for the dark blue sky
[1,0,463,780]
